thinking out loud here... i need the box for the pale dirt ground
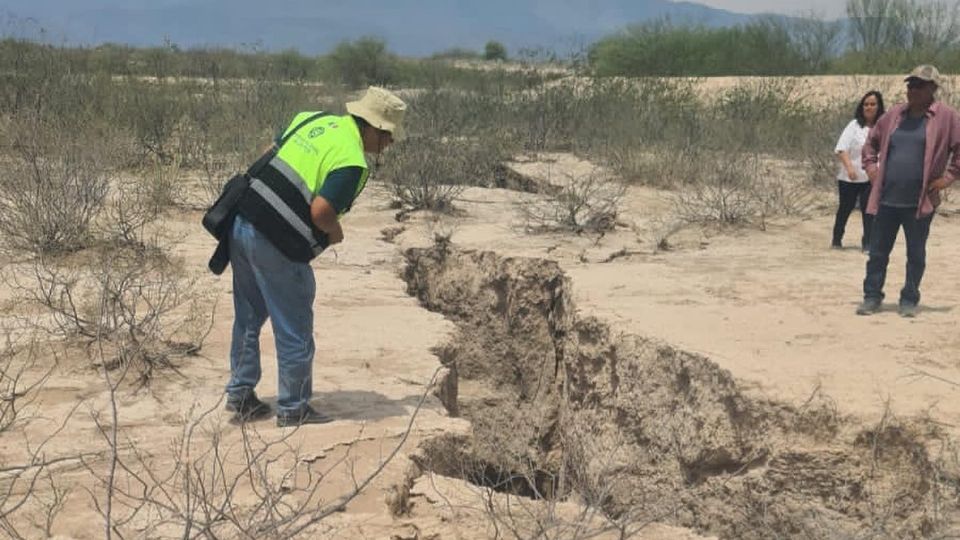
[2,167,720,538]
[6,119,960,537]
[5,72,960,539]
[411,153,960,438]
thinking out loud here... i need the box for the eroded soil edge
[400,243,959,539]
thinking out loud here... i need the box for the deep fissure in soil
[403,244,958,539]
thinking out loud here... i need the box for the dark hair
[855,90,885,127]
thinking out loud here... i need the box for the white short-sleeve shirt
[834,119,870,183]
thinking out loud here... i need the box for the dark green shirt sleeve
[317,166,365,214]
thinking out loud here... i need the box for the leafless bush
[672,151,822,230]
[0,118,111,255]
[123,81,182,164]
[80,368,441,538]
[6,244,211,385]
[0,338,53,435]
[97,178,163,249]
[0,333,74,539]
[520,170,625,235]
[384,136,499,212]
[145,161,186,212]
[0,422,75,539]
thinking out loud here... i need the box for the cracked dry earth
[3,152,960,539]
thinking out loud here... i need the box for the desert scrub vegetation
[0,31,854,245]
[385,75,838,232]
[0,119,112,254]
[669,150,824,229]
[519,169,626,235]
[588,0,960,76]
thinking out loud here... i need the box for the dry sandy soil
[2,147,960,538]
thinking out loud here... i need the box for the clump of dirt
[403,243,959,539]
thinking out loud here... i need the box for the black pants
[832,180,872,248]
[863,205,933,305]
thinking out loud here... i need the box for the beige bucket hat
[905,64,942,86]
[346,86,407,138]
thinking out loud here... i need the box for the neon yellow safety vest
[237,113,368,262]
[277,112,369,206]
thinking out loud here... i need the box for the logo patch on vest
[308,126,325,138]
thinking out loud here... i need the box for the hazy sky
[696,0,846,19]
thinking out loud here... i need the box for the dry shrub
[672,150,822,230]
[6,244,210,385]
[383,136,500,212]
[0,332,71,539]
[81,369,440,538]
[124,81,182,164]
[0,336,52,435]
[0,117,111,255]
[712,78,818,154]
[520,170,625,235]
[97,177,163,249]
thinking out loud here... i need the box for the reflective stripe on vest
[268,156,312,205]
[248,177,318,253]
[276,113,369,214]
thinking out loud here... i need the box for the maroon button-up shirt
[862,100,960,217]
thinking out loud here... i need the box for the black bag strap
[247,111,333,176]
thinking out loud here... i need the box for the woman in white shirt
[832,90,885,251]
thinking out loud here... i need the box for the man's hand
[327,225,344,245]
[928,177,950,193]
[847,166,858,181]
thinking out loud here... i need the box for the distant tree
[845,0,960,63]
[588,19,810,76]
[846,0,910,52]
[783,13,843,72]
[272,48,313,81]
[327,37,395,89]
[904,0,960,55]
[431,47,481,60]
[483,40,508,61]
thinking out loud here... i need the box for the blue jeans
[226,215,316,415]
[863,205,933,306]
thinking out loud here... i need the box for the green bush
[326,37,397,89]
[589,20,811,76]
[483,40,508,62]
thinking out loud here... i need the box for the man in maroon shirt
[858,65,960,317]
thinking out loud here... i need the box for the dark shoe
[831,241,842,249]
[276,406,334,427]
[898,303,918,318]
[856,298,882,315]
[226,392,273,422]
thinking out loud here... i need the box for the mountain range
[1,0,759,56]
